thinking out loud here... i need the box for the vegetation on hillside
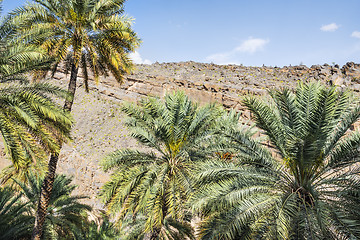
[99,85,360,239]
[0,0,360,240]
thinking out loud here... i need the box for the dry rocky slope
[1,61,360,209]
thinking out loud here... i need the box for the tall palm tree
[9,0,140,238]
[0,1,72,184]
[101,92,223,239]
[193,82,360,239]
[16,173,92,239]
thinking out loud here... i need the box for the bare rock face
[85,61,360,120]
[1,61,359,209]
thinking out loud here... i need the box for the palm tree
[0,1,72,184]
[0,187,32,240]
[75,213,122,240]
[193,82,360,239]
[9,0,140,238]
[16,173,92,239]
[101,92,223,239]
[0,81,73,184]
[0,32,51,84]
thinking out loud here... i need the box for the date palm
[101,92,223,239]
[9,0,140,238]
[16,173,92,239]
[193,82,360,239]
[0,81,73,184]
[0,2,72,184]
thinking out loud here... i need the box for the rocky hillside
[88,61,360,118]
[1,61,360,208]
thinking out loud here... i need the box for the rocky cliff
[88,61,360,118]
[1,61,360,208]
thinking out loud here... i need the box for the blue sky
[2,0,360,67]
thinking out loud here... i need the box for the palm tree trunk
[31,63,78,240]
[63,63,78,112]
[31,152,59,240]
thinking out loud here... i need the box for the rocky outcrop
[78,61,360,119]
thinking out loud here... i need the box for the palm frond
[194,82,360,239]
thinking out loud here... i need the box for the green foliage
[101,91,224,238]
[7,1,140,237]
[74,213,121,240]
[0,3,73,183]
[16,173,92,239]
[117,214,147,240]
[0,187,32,240]
[0,12,51,83]
[193,82,360,239]
[0,82,73,182]
[8,0,141,88]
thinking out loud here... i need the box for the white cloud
[205,37,269,64]
[235,38,269,53]
[351,31,360,39]
[129,51,152,64]
[206,52,233,64]
[320,23,340,32]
